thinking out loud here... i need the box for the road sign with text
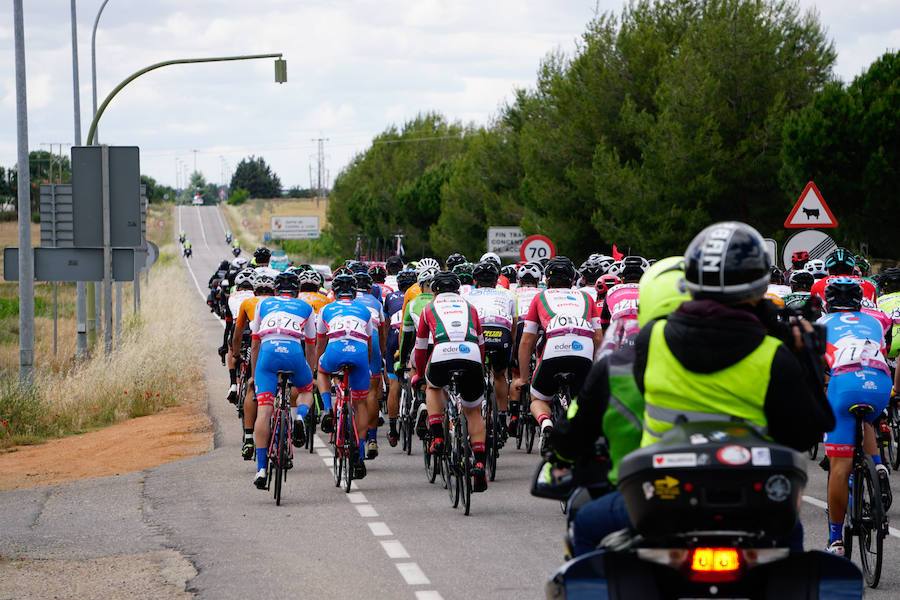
[519,234,556,263]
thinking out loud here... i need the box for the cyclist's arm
[232,306,247,358]
[399,304,414,365]
[413,312,430,381]
[304,316,317,374]
[517,332,537,382]
[314,312,327,362]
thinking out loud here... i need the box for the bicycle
[482,356,501,482]
[442,370,473,515]
[329,367,359,493]
[264,370,294,506]
[398,371,419,456]
[878,396,900,471]
[420,378,440,484]
[842,403,888,588]
[304,388,322,454]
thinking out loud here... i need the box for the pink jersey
[604,284,640,323]
[524,288,601,361]
[862,306,892,336]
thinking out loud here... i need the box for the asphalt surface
[2,204,899,599]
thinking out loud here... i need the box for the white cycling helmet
[805,258,827,279]
[417,266,438,286]
[417,257,440,273]
[590,254,615,273]
[232,256,250,269]
[607,260,623,276]
[517,262,542,283]
[297,269,320,286]
[254,274,275,292]
[480,252,501,268]
[234,268,256,288]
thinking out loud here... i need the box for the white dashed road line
[803,494,900,539]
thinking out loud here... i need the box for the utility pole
[14,0,34,383]
[311,137,328,202]
[193,149,198,174]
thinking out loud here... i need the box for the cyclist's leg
[346,351,372,464]
[253,343,281,477]
[454,359,487,490]
[424,361,449,453]
[316,342,346,433]
[529,356,557,429]
[365,336,383,450]
[287,346,315,446]
[824,374,861,548]
[385,335,401,444]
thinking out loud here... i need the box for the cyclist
[369,264,392,298]
[385,269,417,446]
[446,253,467,271]
[878,267,900,365]
[767,266,791,298]
[316,273,375,479]
[232,273,276,460]
[818,277,893,556]
[452,262,475,295]
[298,270,331,314]
[231,239,241,257]
[465,261,517,437]
[385,255,404,292]
[207,260,232,314]
[787,250,810,278]
[784,270,818,315]
[225,269,256,404]
[594,273,621,313]
[480,252,510,288]
[413,271,489,492]
[403,257,441,313]
[509,262,543,434]
[399,266,438,437]
[597,256,645,358]
[250,272,317,489]
[811,248,877,306]
[578,257,608,301]
[354,271,387,459]
[513,256,603,454]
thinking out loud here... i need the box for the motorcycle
[179,233,186,244]
[534,422,864,599]
[225,232,233,244]
[232,246,241,257]
[183,247,192,259]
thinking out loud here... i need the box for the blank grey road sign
[71,146,142,248]
[4,248,135,282]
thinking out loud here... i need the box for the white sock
[541,419,554,432]
[290,407,298,421]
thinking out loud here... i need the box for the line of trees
[326,0,899,260]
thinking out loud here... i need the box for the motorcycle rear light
[689,548,741,583]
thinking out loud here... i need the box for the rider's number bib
[328,315,368,340]
[831,338,887,371]
[544,315,593,360]
[259,310,305,339]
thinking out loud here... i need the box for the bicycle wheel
[306,396,318,454]
[460,411,472,516]
[855,458,884,588]
[273,413,287,506]
[808,442,818,460]
[525,416,536,454]
[343,402,355,494]
[890,403,900,471]
[332,406,342,487]
[486,400,498,482]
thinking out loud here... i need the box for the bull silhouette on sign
[802,207,820,220]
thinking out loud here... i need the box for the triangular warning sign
[784,181,838,229]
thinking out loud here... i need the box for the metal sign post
[101,145,113,354]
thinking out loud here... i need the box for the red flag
[612,244,624,261]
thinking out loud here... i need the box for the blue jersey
[384,290,405,340]
[818,311,890,376]
[316,299,374,344]
[355,291,385,334]
[252,295,316,344]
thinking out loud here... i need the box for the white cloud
[0,0,894,187]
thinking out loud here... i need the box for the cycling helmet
[473,261,500,286]
[274,272,300,295]
[684,222,770,304]
[825,277,863,312]
[579,258,605,285]
[638,257,690,327]
[769,266,784,285]
[354,272,374,292]
[333,265,351,277]
[368,264,388,283]
[607,261,623,277]
[855,255,871,277]
[331,273,357,298]
[417,266,438,287]
[217,260,231,272]
[431,271,461,295]
[452,262,475,285]
[805,259,827,279]
[619,256,648,283]
[297,268,320,288]
[446,253,467,270]
[791,250,809,269]
[588,254,616,274]
[501,264,517,283]
[480,252,501,268]
[232,256,250,270]
[544,256,577,288]
[789,269,815,291]
[879,267,900,293]
[235,268,256,289]
[385,255,404,275]
[396,269,418,292]
[596,273,622,298]
[517,262,542,284]
[417,257,441,273]
[253,247,272,264]
[347,260,369,274]
[254,273,275,293]
[825,247,855,275]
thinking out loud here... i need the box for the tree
[286,186,316,198]
[230,156,282,198]
[781,51,900,256]
[140,174,176,203]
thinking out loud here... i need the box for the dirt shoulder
[0,397,212,491]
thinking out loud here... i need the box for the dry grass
[222,197,328,246]
[0,246,204,448]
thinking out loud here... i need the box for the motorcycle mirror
[530,460,574,501]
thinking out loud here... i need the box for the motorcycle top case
[618,422,807,538]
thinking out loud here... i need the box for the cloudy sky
[1,0,897,189]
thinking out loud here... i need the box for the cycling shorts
[530,355,593,403]
[483,326,512,372]
[385,329,400,378]
[318,339,371,400]
[255,340,313,407]
[426,358,485,409]
[824,367,892,458]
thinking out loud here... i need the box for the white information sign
[271,215,320,240]
[487,227,525,258]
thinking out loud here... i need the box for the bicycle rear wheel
[343,402,355,493]
[855,458,884,588]
[460,412,472,516]
[273,413,288,506]
[890,403,900,471]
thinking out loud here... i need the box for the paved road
[2,204,900,598]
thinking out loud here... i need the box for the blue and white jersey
[316,299,374,344]
[818,311,889,376]
[252,295,316,345]
[354,291,385,334]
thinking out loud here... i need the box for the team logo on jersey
[566,295,577,301]
[342,345,357,353]
[571,340,584,351]
[839,314,860,324]
[459,344,471,354]
[451,321,461,327]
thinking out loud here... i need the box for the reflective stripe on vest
[641,320,779,447]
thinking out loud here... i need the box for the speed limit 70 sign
[519,234,556,262]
